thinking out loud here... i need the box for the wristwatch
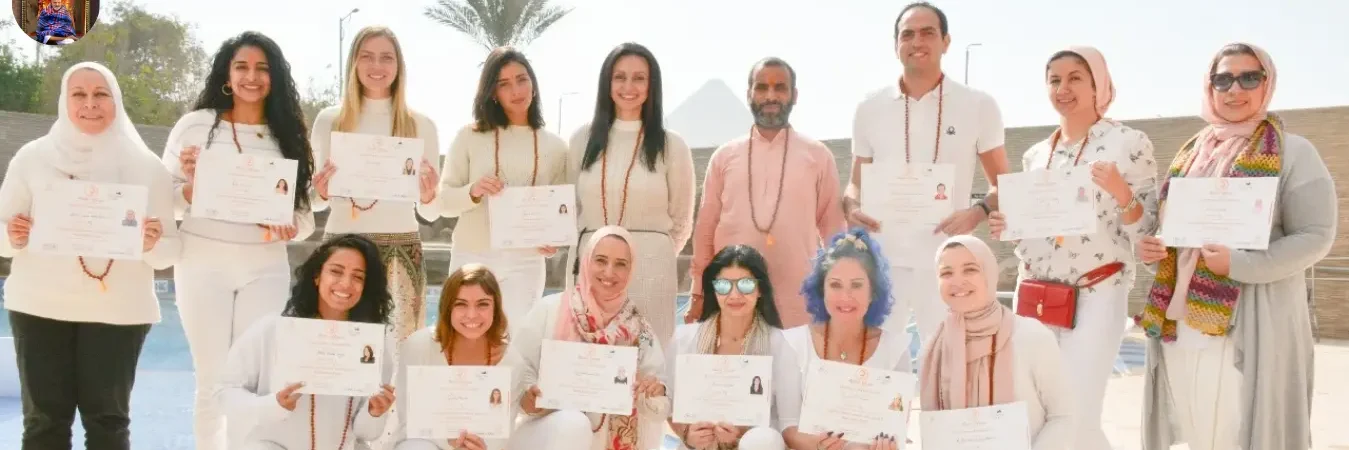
[1118,196,1139,214]
[974,200,991,216]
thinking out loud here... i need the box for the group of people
[0,1,1335,450]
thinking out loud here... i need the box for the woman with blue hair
[782,228,909,449]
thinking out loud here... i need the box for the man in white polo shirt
[843,1,1011,357]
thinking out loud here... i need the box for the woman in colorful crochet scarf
[1135,42,1336,450]
[35,0,77,45]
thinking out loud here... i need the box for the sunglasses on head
[712,277,758,296]
[1210,70,1266,93]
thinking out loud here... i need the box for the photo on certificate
[919,402,1033,450]
[858,162,956,229]
[28,180,148,260]
[488,185,578,249]
[328,132,425,202]
[996,167,1098,241]
[406,365,513,439]
[190,151,298,226]
[671,354,773,427]
[798,359,916,445]
[536,339,638,416]
[270,317,387,397]
[1159,177,1279,250]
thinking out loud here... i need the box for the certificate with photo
[28,179,148,260]
[191,151,298,225]
[997,166,1099,241]
[671,354,772,427]
[405,365,513,440]
[859,162,956,230]
[327,131,424,202]
[488,185,578,249]
[271,317,386,397]
[919,402,1033,450]
[1159,177,1279,250]
[536,339,639,415]
[798,359,916,445]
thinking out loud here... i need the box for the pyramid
[666,79,754,149]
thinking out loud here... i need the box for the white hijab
[40,62,153,183]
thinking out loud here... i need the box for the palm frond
[425,0,573,50]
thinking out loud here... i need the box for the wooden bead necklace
[494,128,540,187]
[1046,128,1092,246]
[902,74,946,164]
[821,322,868,365]
[746,126,789,247]
[68,174,114,292]
[308,395,353,450]
[600,130,643,226]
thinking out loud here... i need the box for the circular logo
[11,0,101,46]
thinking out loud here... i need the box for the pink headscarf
[553,225,638,341]
[920,235,1017,411]
[1063,45,1116,118]
[1167,43,1276,318]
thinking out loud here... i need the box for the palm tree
[424,0,573,51]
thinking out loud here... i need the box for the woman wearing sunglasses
[663,245,803,449]
[1135,43,1333,450]
[986,46,1158,450]
[782,229,907,450]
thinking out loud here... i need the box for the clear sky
[7,0,1348,145]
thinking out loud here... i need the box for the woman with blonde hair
[311,26,443,346]
[394,263,512,450]
[1137,42,1334,450]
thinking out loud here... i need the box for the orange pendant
[263,228,273,242]
[1054,236,1065,246]
[765,233,775,247]
[98,279,108,293]
[350,205,359,220]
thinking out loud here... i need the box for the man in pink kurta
[688,57,847,328]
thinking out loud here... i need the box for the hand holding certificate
[798,359,917,445]
[28,179,148,260]
[327,132,424,202]
[997,167,1098,241]
[1160,177,1278,250]
[406,365,513,439]
[191,151,298,225]
[488,185,578,249]
[536,339,639,415]
[271,317,386,397]
[672,354,772,427]
[919,402,1032,450]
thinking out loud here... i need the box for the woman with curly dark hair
[216,234,397,450]
[159,30,318,450]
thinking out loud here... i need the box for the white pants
[1163,336,1243,450]
[175,234,292,450]
[507,411,594,450]
[1016,277,1128,450]
[882,264,946,363]
[447,249,545,335]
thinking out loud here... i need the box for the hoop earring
[221,83,233,96]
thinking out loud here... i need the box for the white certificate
[860,162,956,229]
[536,339,638,415]
[919,402,1032,450]
[1160,177,1279,250]
[28,180,147,260]
[191,151,297,225]
[488,185,578,249]
[271,317,386,397]
[798,359,917,445]
[997,167,1098,241]
[405,365,512,440]
[328,132,424,202]
[672,354,772,427]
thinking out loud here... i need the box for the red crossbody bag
[1015,262,1125,329]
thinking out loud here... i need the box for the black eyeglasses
[1210,70,1266,93]
[712,277,758,296]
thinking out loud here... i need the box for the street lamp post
[338,8,360,87]
[557,91,579,134]
[964,42,983,85]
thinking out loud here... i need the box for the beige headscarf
[1063,45,1115,118]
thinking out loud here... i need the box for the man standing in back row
[689,57,847,327]
[845,2,1011,354]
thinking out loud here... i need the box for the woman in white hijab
[0,62,181,449]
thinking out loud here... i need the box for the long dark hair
[698,245,784,328]
[283,234,392,324]
[580,42,667,172]
[472,47,545,132]
[194,31,313,212]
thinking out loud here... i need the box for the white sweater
[502,293,671,450]
[392,327,513,450]
[160,110,316,244]
[0,141,180,325]
[215,315,396,450]
[436,124,569,253]
[310,99,442,234]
